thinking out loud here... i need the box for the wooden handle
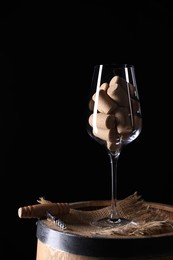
[18,202,70,219]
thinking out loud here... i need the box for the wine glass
[87,64,142,227]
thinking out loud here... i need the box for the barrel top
[36,199,173,258]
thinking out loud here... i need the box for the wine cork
[88,113,116,129]
[107,88,140,114]
[109,75,126,88]
[109,76,136,97]
[107,83,129,107]
[131,98,140,114]
[107,141,121,152]
[114,107,133,134]
[120,114,142,142]
[122,132,132,141]
[133,113,142,130]
[88,98,94,111]
[100,82,109,91]
[18,202,70,219]
[92,89,118,114]
[89,83,109,112]
[93,127,119,142]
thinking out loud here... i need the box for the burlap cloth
[44,192,173,238]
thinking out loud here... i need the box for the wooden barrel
[36,200,173,260]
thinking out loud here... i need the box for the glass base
[91,217,135,228]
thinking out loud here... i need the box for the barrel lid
[36,200,173,258]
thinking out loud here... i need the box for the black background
[1,1,173,259]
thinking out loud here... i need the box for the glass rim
[94,63,134,69]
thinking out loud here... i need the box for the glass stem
[108,152,120,220]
